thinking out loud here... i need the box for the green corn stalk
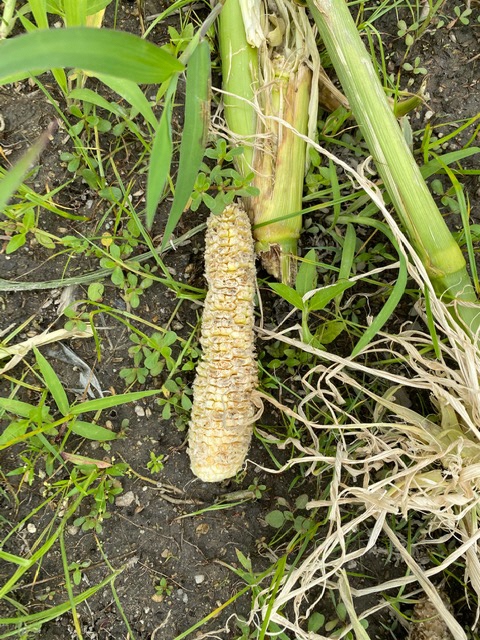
[307,0,480,333]
[218,0,319,284]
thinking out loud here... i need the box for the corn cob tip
[188,203,258,482]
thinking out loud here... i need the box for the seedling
[147,452,165,474]
[154,577,173,600]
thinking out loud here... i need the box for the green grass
[0,0,479,638]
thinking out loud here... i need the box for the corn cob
[188,203,258,482]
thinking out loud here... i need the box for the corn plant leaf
[34,347,70,417]
[70,420,117,441]
[0,27,184,86]
[45,0,111,14]
[64,0,87,26]
[160,39,211,249]
[70,389,160,415]
[28,0,49,29]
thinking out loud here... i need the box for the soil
[0,2,479,639]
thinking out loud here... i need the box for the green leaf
[295,249,318,297]
[268,282,304,310]
[146,97,174,228]
[351,254,408,357]
[337,224,356,306]
[235,548,252,571]
[6,234,26,254]
[161,39,211,250]
[307,280,354,312]
[314,319,345,345]
[0,398,37,418]
[0,124,55,213]
[308,612,325,633]
[34,348,70,416]
[421,147,480,179]
[70,420,117,441]
[265,510,286,528]
[94,73,158,129]
[68,87,123,116]
[0,421,29,447]
[0,550,30,567]
[70,389,160,415]
[87,282,104,301]
[0,28,184,86]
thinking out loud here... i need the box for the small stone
[27,523,37,534]
[115,491,136,507]
[135,405,145,417]
[194,574,205,585]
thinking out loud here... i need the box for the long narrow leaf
[70,389,160,415]
[70,420,117,441]
[0,398,38,419]
[34,347,70,416]
[351,253,408,357]
[0,27,184,85]
[146,95,175,228]
[94,73,158,129]
[160,39,211,250]
[64,0,87,26]
[0,122,56,212]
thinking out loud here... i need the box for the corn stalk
[218,0,320,284]
[307,0,480,334]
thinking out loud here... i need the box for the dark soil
[0,2,479,639]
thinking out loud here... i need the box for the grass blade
[70,389,160,415]
[160,39,211,250]
[146,95,174,229]
[351,253,408,357]
[0,122,56,212]
[70,420,117,441]
[0,27,184,85]
[34,347,70,417]
[0,398,37,418]
[94,73,158,129]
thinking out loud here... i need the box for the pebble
[135,405,145,417]
[194,574,205,585]
[27,523,37,534]
[115,491,136,507]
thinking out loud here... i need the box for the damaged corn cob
[188,203,258,482]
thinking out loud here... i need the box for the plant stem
[307,0,480,333]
